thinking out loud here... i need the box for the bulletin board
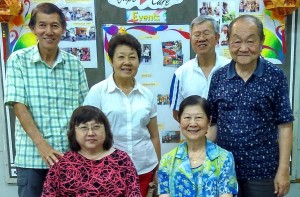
[1,0,296,183]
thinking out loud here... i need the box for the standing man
[207,15,294,197]
[169,16,230,121]
[4,3,89,197]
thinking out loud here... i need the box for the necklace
[189,157,200,165]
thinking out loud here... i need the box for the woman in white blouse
[84,33,161,197]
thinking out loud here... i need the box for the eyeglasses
[76,124,104,133]
[191,31,213,40]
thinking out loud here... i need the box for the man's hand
[36,140,63,166]
[274,167,290,197]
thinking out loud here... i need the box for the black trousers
[238,179,276,197]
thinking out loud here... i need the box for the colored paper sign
[126,10,166,23]
[108,0,183,9]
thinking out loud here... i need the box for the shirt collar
[32,44,63,67]
[227,57,264,79]
[175,139,219,161]
[107,74,140,93]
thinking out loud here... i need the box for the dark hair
[178,95,211,121]
[28,3,67,30]
[227,14,264,42]
[108,33,142,63]
[68,106,113,151]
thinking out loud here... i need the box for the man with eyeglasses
[207,15,294,197]
[169,15,230,121]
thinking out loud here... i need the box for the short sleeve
[272,71,294,125]
[158,155,171,194]
[169,73,182,111]
[4,53,27,106]
[77,63,89,105]
[218,152,238,195]
[207,72,219,124]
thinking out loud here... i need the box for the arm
[274,122,293,197]
[159,194,170,197]
[147,117,161,161]
[41,163,60,197]
[13,102,63,166]
[219,194,232,197]
[218,152,238,196]
[124,153,142,197]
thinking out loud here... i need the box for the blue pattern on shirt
[208,57,294,180]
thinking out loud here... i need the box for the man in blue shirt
[207,15,294,197]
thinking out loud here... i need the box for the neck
[38,45,58,67]
[197,52,216,68]
[235,62,257,81]
[79,148,105,160]
[113,74,135,95]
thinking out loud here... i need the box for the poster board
[102,24,190,154]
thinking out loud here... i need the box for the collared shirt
[169,55,230,110]
[158,140,238,196]
[83,74,158,174]
[208,57,294,180]
[4,45,89,169]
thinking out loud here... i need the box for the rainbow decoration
[103,25,190,56]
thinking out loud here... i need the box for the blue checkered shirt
[4,45,89,169]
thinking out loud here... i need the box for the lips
[86,139,97,143]
[188,129,200,133]
[121,68,132,72]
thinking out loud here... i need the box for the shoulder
[89,78,109,92]
[136,81,154,97]
[263,58,286,77]
[60,49,81,63]
[207,140,233,160]
[174,58,197,75]
[8,46,34,60]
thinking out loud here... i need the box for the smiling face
[191,21,219,56]
[75,120,106,154]
[180,105,210,142]
[228,18,263,68]
[111,45,139,80]
[30,12,65,55]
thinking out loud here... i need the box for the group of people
[4,2,293,197]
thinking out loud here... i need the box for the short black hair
[28,3,66,30]
[108,33,142,63]
[68,106,113,151]
[178,95,211,121]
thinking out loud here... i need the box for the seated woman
[158,95,238,197]
[42,105,142,196]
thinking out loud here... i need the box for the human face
[228,19,263,67]
[180,105,210,142]
[75,120,106,153]
[191,21,219,56]
[30,12,65,54]
[112,45,139,80]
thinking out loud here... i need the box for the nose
[239,42,249,51]
[86,128,96,135]
[45,26,54,35]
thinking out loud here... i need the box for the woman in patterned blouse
[42,105,141,196]
[158,95,238,197]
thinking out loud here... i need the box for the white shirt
[84,74,158,174]
[169,54,230,110]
